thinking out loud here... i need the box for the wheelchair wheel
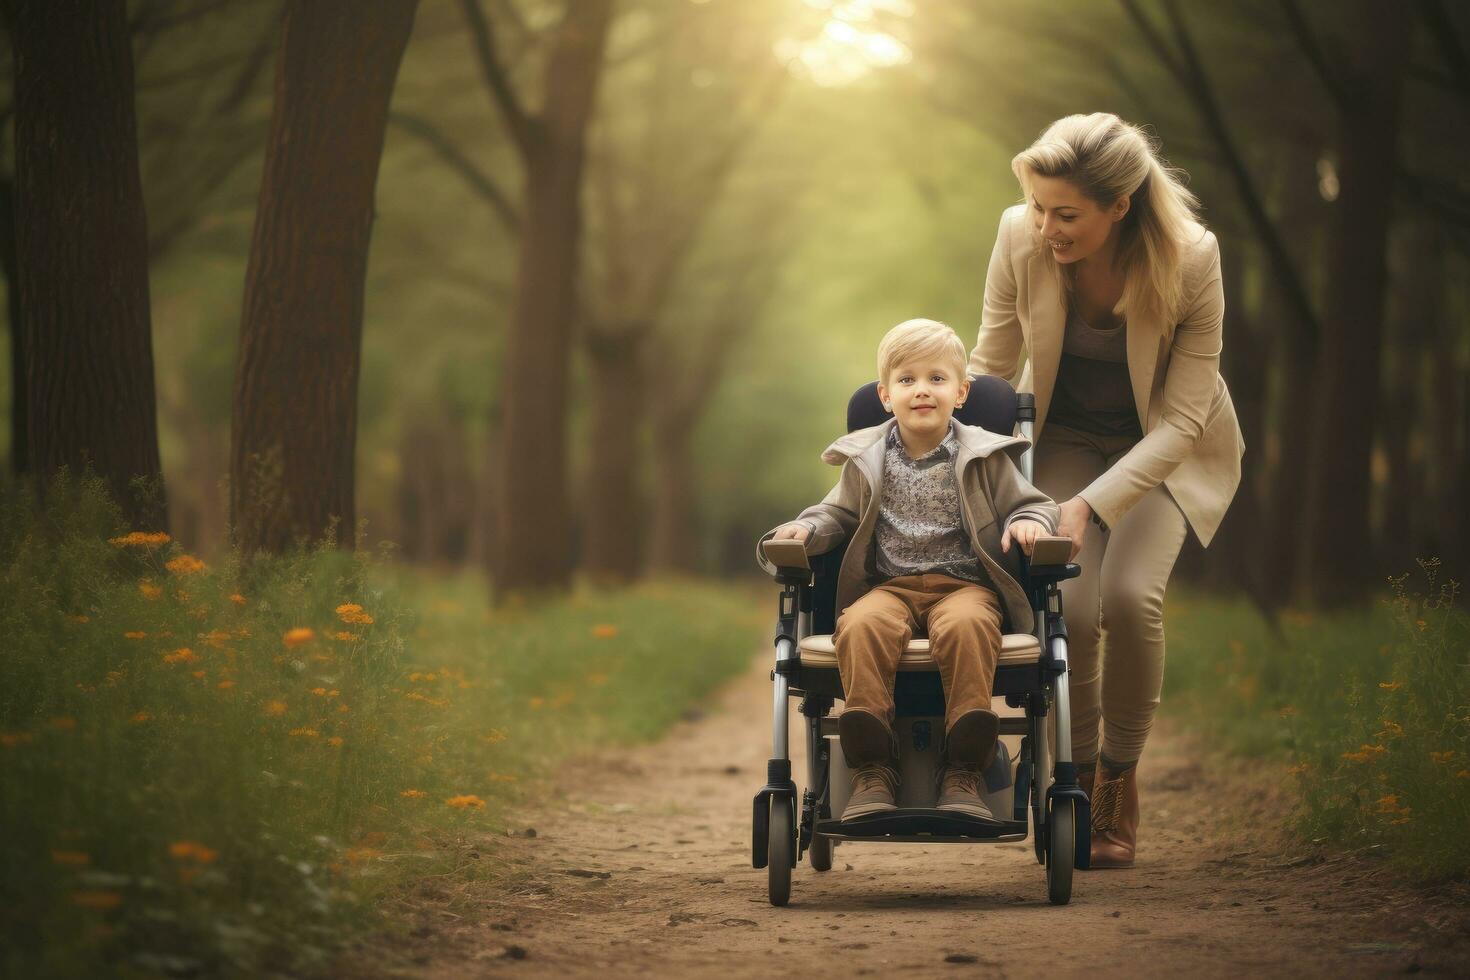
[808,832,833,872]
[767,797,794,906]
[1046,798,1075,906]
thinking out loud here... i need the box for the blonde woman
[969,113,1244,868]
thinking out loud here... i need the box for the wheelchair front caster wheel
[1046,798,1076,905]
[808,833,833,872]
[767,797,794,906]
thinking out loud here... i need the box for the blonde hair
[876,318,967,383]
[1012,113,1201,320]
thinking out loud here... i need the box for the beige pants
[1034,424,1189,767]
[833,574,1004,736]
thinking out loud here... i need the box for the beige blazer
[757,420,1060,629]
[968,204,1244,547]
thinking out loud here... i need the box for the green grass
[0,474,765,977]
[1163,563,1470,881]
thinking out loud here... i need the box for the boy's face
[878,357,970,442]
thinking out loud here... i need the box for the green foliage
[0,475,762,975]
[1164,565,1470,881]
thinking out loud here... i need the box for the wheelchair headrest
[846,375,1021,435]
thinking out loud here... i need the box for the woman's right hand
[771,523,811,543]
[1056,497,1092,561]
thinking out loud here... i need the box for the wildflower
[262,700,288,717]
[529,696,545,709]
[130,712,151,724]
[405,691,449,707]
[71,891,122,909]
[1,733,35,748]
[234,627,252,639]
[139,581,163,601]
[310,687,328,697]
[400,789,426,799]
[109,531,171,549]
[335,603,374,625]
[165,554,206,576]
[483,729,507,744]
[1375,794,1400,812]
[67,614,90,624]
[1287,763,1309,775]
[1456,770,1470,780]
[1431,750,1456,765]
[1416,619,1427,631]
[162,648,199,665]
[445,795,485,809]
[229,594,247,606]
[123,631,147,640]
[289,727,319,738]
[1378,680,1401,691]
[408,672,438,683]
[282,627,315,648]
[168,841,218,864]
[1341,743,1388,763]
[201,630,231,648]
[217,680,236,690]
[51,717,76,732]
[327,736,344,747]
[332,631,359,642]
[1376,720,1405,739]
[51,851,90,867]
[336,704,350,713]
[591,624,619,639]
[190,670,206,680]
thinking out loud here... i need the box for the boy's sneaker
[842,764,899,820]
[936,765,997,822]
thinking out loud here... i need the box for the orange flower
[71,891,123,909]
[1376,720,1405,739]
[400,789,426,799]
[123,631,147,640]
[528,696,545,709]
[165,554,206,576]
[1341,743,1388,763]
[336,704,350,713]
[289,727,319,738]
[139,581,163,601]
[51,717,77,732]
[130,712,151,724]
[109,531,171,549]
[67,614,90,624]
[1286,762,1309,775]
[217,680,236,690]
[1431,750,1457,765]
[229,593,247,606]
[310,687,328,697]
[1379,680,1401,691]
[189,670,206,680]
[445,794,485,809]
[168,841,218,864]
[51,850,90,867]
[327,736,344,747]
[332,631,360,642]
[262,700,288,717]
[162,648,199,665]
[335,603,374,625]
[1456,770,1470,779]
[591,624,619,639]
[201,629,231,648]
[483,729,507,744]
[282,627,315,648]
[1,733,35,748]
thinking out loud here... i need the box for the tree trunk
[0,177,25,477]
[582,329,646,583]
[1301,11,1410,605]
[492,0,613,596]
[10,0,165,527]
[649,412,698,575]
[231,0,418,555]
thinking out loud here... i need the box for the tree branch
[458,0,536,157]
[389,110,521,233]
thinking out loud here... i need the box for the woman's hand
[1056,497,1093,561]
[771,523,810,543]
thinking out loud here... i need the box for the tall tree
[460,0,614,595]
[231,0,418,555]
[9,0,166,528]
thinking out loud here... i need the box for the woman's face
[1026,173,1128,265]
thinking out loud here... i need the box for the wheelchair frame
[751,392,1091,907]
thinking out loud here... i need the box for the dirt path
[359,653,1470,978]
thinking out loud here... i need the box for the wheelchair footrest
[816,808,1028,842]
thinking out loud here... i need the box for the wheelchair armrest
[1025,562,1082,584]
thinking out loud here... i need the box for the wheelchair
[751,375,1090,907]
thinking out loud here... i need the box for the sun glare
[775,0,913,87]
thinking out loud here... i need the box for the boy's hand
[1000,519,1046,556]
[771,523,811,544]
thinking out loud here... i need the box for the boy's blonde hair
[876,318,967,383]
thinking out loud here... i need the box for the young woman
[969,113,1244,868]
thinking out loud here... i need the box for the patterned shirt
[872,422,990,587]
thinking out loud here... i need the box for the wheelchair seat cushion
[797,632,1041,670]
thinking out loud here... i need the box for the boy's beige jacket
[968,204,1244,546]
[759,419,1061,631]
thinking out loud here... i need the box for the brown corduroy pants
[832,573,1005,736]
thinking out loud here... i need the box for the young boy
[765,318,1060,821]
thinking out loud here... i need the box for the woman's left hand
[1056,497,1093,561]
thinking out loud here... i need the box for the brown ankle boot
[1089,766,1138,868]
